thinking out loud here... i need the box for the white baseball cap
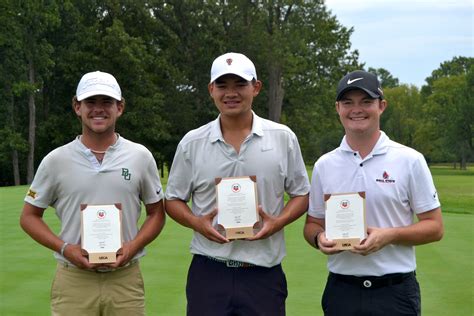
[76,71,122,101]
[210,52,257,83]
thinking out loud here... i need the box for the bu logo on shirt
[376,170,395,183]
[122,168,131,181]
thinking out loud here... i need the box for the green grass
[430,165,474,215]
[1,167,473,315]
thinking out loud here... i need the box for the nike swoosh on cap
[347,78,363,84]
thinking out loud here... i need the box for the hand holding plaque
[215,176,260,239]
[324,192,366,250]
[81,204,123,263]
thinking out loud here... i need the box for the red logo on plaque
[231,183,241,193]
[97,210,106,219]
[340,200,350,209]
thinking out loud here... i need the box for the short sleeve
[140,151,164,205]
[24,155,57,209]
[284,134,310,197]
[308,161,326,219]
[165,143,193,202]
[408,154,440,214]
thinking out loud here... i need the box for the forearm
[387,208,443,246]
[132,201,166,250]
[20,209,64,253]
[164,199,199,229]
[303,215,325,248]
[352,208,443,255]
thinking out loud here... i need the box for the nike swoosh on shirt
[347,78,363,84]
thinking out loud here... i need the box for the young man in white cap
[165,52,310,315]
[304,70,444,315]
[20,71,166,316]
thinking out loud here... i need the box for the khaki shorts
[51,261,145,316]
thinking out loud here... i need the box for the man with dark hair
[166,52,310,316]
[304,70,444,316]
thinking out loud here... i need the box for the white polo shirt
[165,111,310,267]
[308,131,440,276]
[25,135,164,263]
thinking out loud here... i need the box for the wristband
[314,231,323,249]
[60,242,69,257]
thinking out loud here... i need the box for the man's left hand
[108,241,138,268]
[351,227,393,256]
[247,206,283,241]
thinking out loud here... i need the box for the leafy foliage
[0,2,471,185]
[417,57,474,168]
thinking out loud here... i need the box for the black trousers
[186,255,287,316]
[322,272,421,316]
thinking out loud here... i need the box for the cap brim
[210,71,254,83]
[336,87,381,101]
[77,90,121,101]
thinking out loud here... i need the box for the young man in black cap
[304,70,444,315]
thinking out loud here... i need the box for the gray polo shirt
[25,135,164,263]
[166,112,310,267]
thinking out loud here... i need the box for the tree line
[0,0,472,186]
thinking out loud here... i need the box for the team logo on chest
[122,168,131,181]
[376,171,395,183]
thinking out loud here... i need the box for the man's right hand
[62,243,99,270]
[192,209,229,244]
[318,233,342,255]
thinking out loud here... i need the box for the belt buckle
[226,260,241,268]
[94,259,136,273]
[95,267,116,273]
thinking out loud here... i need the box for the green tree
[382,84,421,148]
[368,67,399,88]
[208,0,361,161]
[0,1,362,185]
[0,0,59,185]
[417,56,474,167]
[39,0,171,170]
[217,0,360,123]
[149,0,230,169]
[421,56,474,97]
[0,0,26,185]
[20,1,59,184]
[422,72,473,169]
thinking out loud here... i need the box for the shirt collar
[209,111,264,143]
[340,131,390,156]
[75,133,121,152]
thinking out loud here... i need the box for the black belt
[329,271,415,289]
[200,255,256,268]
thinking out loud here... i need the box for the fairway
[1,167,472,315]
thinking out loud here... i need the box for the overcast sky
[325,0,473,87]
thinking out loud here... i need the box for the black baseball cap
[336,70,384,101]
